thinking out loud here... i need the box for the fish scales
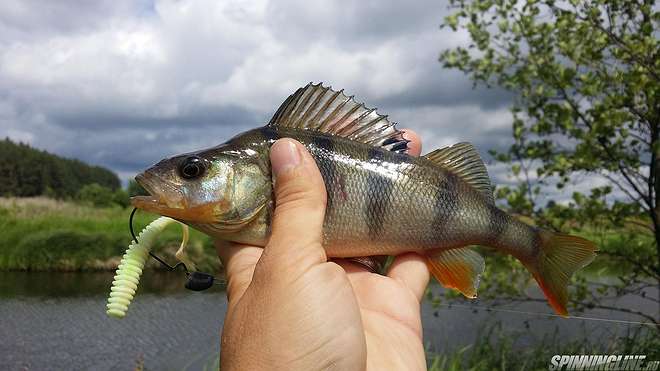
[229,126,503,257]
[131,83,597,316]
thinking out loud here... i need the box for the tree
[440,0,658,322]
[0,138,121,198]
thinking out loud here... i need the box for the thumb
[262,138,328,270]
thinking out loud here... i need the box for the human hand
[215,132,429,371]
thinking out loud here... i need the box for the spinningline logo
[549,355,659,370]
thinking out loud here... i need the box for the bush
[112,188,130,208]
[77,183,123,208]
[9,229,126,271]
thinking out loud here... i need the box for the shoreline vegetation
[0,196,645,274]
[0,197,220,273]
[426,322,660,371]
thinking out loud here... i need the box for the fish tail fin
[524,230,597,316]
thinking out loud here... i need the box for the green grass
[195,323,660,370]
[0,197,219,272]
[427,323,660,371]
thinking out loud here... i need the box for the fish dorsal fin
[269,83,409,153]
[426,247,485,299]
[424,142,494,204]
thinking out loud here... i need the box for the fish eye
[179,156,205,180]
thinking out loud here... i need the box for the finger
[215,240,262,303]
[402,129,422,156]
[386,252,430,302]
[263,138,328,269]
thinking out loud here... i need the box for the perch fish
[131,83,597,316]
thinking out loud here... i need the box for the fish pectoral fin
[424,143,494,204]
[426,247,485,299]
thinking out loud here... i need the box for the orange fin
[426,247,485,298]
[527,231,597,316]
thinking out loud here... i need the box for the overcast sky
[0,0,519,185]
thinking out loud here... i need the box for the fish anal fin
[269,83,409,153]
[424,143,494,204]
[426,247,485,299]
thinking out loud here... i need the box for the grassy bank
[0,197,219,272]
[197,324,660,370]
[427,322,660,371]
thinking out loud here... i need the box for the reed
[427,322,659,371]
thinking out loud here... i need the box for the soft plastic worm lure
[106,217,189,318]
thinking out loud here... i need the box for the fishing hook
[129,207,223,290]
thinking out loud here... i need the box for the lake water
[0,271,656,370]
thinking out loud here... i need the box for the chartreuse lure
[106,217,189,318]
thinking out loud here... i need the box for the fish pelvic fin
[426,247,485,299]
[526,230,597,317]
[424,143,494,204]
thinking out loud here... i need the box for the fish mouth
[131,172,229,224]
[131,172,181,209]
[130,172,206,222]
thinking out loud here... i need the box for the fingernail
[271,139,302,177]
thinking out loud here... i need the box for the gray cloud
[265,0,446,46]
[375,70,513,110]
[50,105,260,131]
[0,0,516,184]
[0,1,154,43]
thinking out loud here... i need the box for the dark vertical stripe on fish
[312,135,335,156]
[258,127,279,235]
[259,126,280,143]
[312,135,337,210]
[365,147,394,240]
[487,205,506,245]
[264,199,274,236]
[531,227,542,251]
[389,150,408,164]
[432,173,460,238]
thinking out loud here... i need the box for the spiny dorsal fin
[269,83,409,153]
[424,142,494,204]
[426,247,485,299]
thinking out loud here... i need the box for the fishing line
[130,207,187,272]
[434,303,659,327]
[129,207,224,290]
